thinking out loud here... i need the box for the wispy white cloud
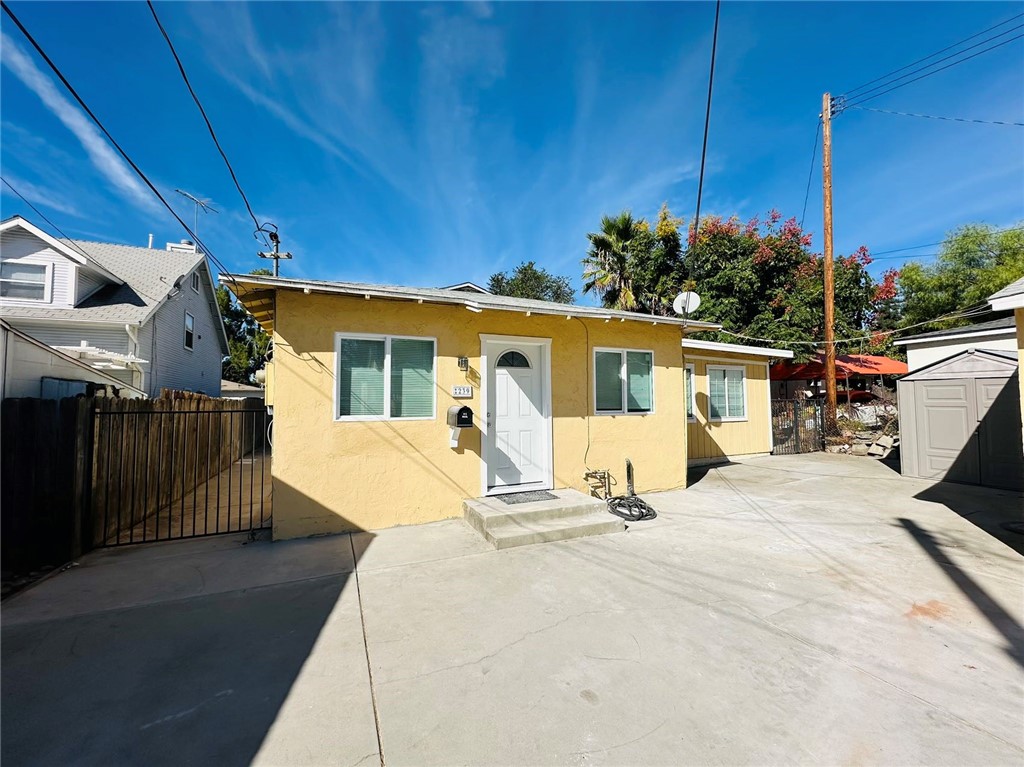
[0,33,159,215]
[0,174,82,218]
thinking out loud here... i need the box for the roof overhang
[682,339,794,359]
[989,293,1024,312]
[1,217,121,283]
[894,327,1016,347]
[219,274,722,335]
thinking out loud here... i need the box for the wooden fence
[1,394,269,579]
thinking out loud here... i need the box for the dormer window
[0,261,50,302]
[191,272,200,292]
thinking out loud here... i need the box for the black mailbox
[447,405,473,429]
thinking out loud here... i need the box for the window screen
[390,339,434,418]
[708,367,745,419]
[338,338,386,416]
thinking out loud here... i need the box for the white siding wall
[905,335,1017,371]
[0,229,74,307]
[148,266,222,396]
[3,319,137,387]
[1,325,143,398]
[75,269,107,302]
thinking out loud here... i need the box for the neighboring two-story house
[0,216,227,398]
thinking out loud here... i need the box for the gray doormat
[494,490,558,505]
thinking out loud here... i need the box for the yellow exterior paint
[1016,308,1024,450]
[684,349,772,463]
[269,290,689,537]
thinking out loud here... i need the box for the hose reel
[586,459,657,522]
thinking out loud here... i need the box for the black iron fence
[771,399,825,455]
[93,399,271,546]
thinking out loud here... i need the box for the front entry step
[463,489,624,550]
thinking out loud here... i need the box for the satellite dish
[673,291,701,315]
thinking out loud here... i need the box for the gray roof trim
[219,273,722,332]
[989,276,1024,310]
[894,316,1016,345]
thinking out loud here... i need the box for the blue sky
[2,1,1022,302]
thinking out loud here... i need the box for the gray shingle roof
[896,315,1015,343]
[1,239,203,324]
[988,276,1024,302]
[223,273,723,333]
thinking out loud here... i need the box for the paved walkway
[3,454,1022,766]
[105,453,272,545]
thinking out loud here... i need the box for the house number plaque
[452,385,473,399]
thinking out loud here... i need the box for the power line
[1,1,238,288]
[868,226,1024,256]
[800,119,821,229]
[717,304,994,347]
[840,32,1024,109]
[840,12,1024,97]
[690,0,721,242]
[848,105,1024,127]
[146,1,270,249]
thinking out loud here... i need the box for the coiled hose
[605,459,657,522]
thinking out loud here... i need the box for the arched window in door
[496,350,531,368]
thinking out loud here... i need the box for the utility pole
[821,92,837,429]
[257,228,292,277]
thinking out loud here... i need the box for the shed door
[976,374,1024,491]
[914,379,979,484]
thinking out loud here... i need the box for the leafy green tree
[218,268,272,384]
[488,261,575,303]
[899,224,1024,330]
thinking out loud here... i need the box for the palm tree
[582,211,639,310]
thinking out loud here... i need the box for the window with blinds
[336,334,435,420]
[594,348,654,414]
[685,364,695,419]
[707,366,746,420]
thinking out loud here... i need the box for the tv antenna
[174,189,219,242]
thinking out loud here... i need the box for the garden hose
[605,459,658,522]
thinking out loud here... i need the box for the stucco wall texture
[270,290,689,537]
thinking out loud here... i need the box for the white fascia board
[682,338,794,359]
[894,327,1015,346]
[0,217,122,283]
[989,294,1024,311]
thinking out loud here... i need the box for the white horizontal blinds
[595,351,623,412]
[0,262,46,299]
[390,338,434,418]
[625,351,653,412]
[685,366,694,418]
[709,368,727,418]
[725,368,745,417]
[339,338,385,416]
[708,367,745,418]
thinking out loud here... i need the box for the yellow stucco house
[988,276,1024,449]
[226,274,789,538]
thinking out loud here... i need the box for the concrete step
[463,488,607,534]
[463,489,624,550]
[483,511,625,550]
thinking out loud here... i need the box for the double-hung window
[685,364,696,420]
[594,348,653,414]
[708,365,746,420]
[335,333,436,420]
[191,272,201,292]
[184,312,195,350]
[0,261,50,301]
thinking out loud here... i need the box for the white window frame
[0,260,52,303]
[706,364,747,422]
[593,347,655,416]
[191,271,201,293]
[685,363,696,422]
[333,332,437,422]
[183,311,195,351]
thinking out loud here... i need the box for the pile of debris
[826,386,900,459]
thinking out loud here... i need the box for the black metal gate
[93,403,272,546]
[771,399,824,455]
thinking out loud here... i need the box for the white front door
[486,342,550,491]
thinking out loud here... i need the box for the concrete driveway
[3,454,1022,766]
